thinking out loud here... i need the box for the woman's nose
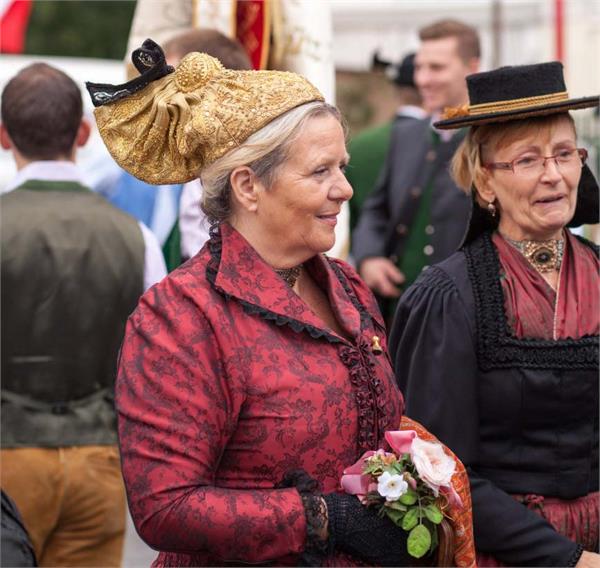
[331,171,353,201]
[540,157,563,183]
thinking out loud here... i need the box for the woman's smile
[316,212,340,226]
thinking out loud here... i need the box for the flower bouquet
[341,430,463,559]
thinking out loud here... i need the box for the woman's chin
[530,211,572,238]
[321,238,336,254]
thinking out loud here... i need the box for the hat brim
[434,96,599,130]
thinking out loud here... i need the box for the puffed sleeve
[115,277,307,562]
[389,264,581,567]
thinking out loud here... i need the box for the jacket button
[396,224,408,235]
[410,186,421,198]
[424,245,434,256]
[425,224,435,235]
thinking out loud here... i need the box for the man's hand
[359,257,405,298]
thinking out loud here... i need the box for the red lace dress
[116,223,403,566]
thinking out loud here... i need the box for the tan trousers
[1,446,126,567]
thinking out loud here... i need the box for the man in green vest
[0,63,166,566]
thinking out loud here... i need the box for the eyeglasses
[483,148,588,176]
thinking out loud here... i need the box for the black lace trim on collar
[205,224,342,344]
[464,231,599,371]
[86,39,174,107]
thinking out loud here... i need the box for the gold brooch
[371,335,383,355]
[506,237,564,273]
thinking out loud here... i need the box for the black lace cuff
[566,544,584,567]
[277,470,329,566]
[86,38,174,107]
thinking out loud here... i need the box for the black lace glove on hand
[324,492,411,567]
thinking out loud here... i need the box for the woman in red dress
[87,40,411,566]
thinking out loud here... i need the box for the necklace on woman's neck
[275,265,303,288]
[503,235,564,273]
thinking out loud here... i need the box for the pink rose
[410,437,456,496]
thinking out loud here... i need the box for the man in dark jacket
[0,63,165,566]
[346,52,426,232]
[352,19,480,323]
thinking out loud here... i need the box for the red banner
[235,0,270,70]
[1,0,33,53]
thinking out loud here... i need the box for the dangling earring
[487,201,497,218]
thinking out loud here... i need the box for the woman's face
[253,114,352,265]
[479,117,581,241]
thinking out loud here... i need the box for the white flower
[410,438,456,496]
[377,471,408,502]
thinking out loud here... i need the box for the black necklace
[275,265,302,287]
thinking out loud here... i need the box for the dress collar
[209,223,362,341]
[5,161,86,193]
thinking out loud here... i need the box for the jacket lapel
[212,224,342,337]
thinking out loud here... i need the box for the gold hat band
[468,91,569,115]
[441,91,569,120]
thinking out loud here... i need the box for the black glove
[324,492,411,567]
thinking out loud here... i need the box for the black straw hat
[434,61,599,130]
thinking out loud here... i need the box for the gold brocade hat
[86,39,324,185]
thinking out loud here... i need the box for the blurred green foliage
[25,1,136,59]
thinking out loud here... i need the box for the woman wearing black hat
[390,62,599,567]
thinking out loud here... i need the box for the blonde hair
[451,112,577,193]
[200,101,343,224]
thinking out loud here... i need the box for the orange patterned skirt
[399,415,477,568]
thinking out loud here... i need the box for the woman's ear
[473,171,496,206]
[230,166,260,213]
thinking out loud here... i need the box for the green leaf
[424,504,443,524]
[401,508,419,530]
[386,501,408,511]
[399,488,418,505]
[386,508,406,525]
[407,524,432,559]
